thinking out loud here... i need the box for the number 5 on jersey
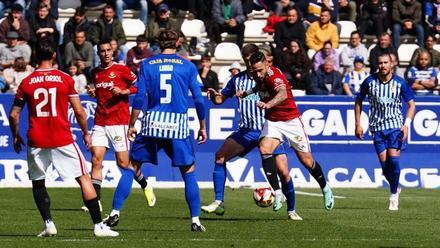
[160,74,172,104]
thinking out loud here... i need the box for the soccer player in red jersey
[8,39,118,237]
[239,51,335,211]
[86,39,155,227]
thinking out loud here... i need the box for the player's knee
[259,145,272,155]
[91,157,104,168]
[215,151,226,164]
[32,179,45,189]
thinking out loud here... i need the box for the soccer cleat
[322,185,334,211]
[81,200,103,212]
[201,201,225,215]
[37,221,57,237]
[273,195,283,212]
[143,185,156,207]
[191,223,206,232]
[94,222,119,237]
[103,214,120,227]
[287,212,303,221]
[388,198,399,211]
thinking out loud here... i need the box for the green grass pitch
[0,188,438,247]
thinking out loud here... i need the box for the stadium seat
[434,44,440,53]
[337,21,357,42]
[57,18,70,41]
[181,19,207,38]
[126,41,137,50]
[244,20,268,38]
[217,66,232,84]
[122,19,146,37]
[307,49,316,60]
[214,42,242,61]
[398,44,419,65]
[365,44,376,65]
[337,43,347,55]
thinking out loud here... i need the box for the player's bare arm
[401,99,416,141]
[198,119,207,144]
[262,85,287,109]
[206,88,226,105]
[9,105,24,153]
[128,108,141,140]
[354,98,364,139]
[70,96,91,148]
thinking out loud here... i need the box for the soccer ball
[253,187,274,208]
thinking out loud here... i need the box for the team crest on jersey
[108,72,116,79]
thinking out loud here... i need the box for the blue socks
[112,167,135,210]
[282,178,295,212]
[182,171,201,218]
[213,162,226,201]
[386,156,401,194]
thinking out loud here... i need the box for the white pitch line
[296,190,346,199]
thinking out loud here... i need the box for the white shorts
[27,143,87,181]
[91,125,129,152]
[260,117,311,153]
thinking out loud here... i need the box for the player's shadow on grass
[154,216,273,222]
[0,233,36,237]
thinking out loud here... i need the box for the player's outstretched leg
[135,170,156,207]
[386,156,401,211]
[181,166,205,232]
[77,175,119,237]
[104,167,135,227]
[261,154,283,211]
[32,180,57,237]
[202,162,225,215]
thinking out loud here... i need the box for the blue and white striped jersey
[407,66,438,95]
[136,54,203,139]
[357,73,414,132]
[342,70,369,94]
[221,71,264,130]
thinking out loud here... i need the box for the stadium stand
[398,44,420,66]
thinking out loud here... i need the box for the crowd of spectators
[0,0,438,95]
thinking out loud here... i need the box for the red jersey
[259,66,301,121]
[15,69,76,148]
[91,63,137,126]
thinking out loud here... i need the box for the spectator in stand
[368,32,398,73]
[0,1,26,18]
[340,30,368,71]
[211,0,246,49]
[424,0,440,37]
[188,0,213,21]
[308,57,343,95]
[0,31,31,68]
[176,31,190,60]
[126,35,153,75]
[407,51,438,95]
[64,30,93,80]
[338,0,356,22]
[67,62,87,94]
[342,55,369,96]
[312,40,339,72]
[115,0,149,25]
[271,0,295,16]
[145,3,179,54]
[62,7,92,46]
[298,0,339,26]
[242,0,276,13]
[357,0,389,38]
[273,7,306,67]
[27,0,58,20]
[410,34,440,67]
[392,0,424,48]
[306,8,339,52]
[90,5,128,62]
[282,39,311,91]
[28,2,59,66]
[199,55,219,92]
[0,3,30,44]
[229,61,241,76]
[110,38,125,64]
[2,56,32,94]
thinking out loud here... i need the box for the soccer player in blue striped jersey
[201,44,302,221]
[123,30,207,232]
[355,53,416,211]
[406,51,438,95]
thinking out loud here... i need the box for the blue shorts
[229,128,286,156]
[130,135,195,167]
[373,128,406,154]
